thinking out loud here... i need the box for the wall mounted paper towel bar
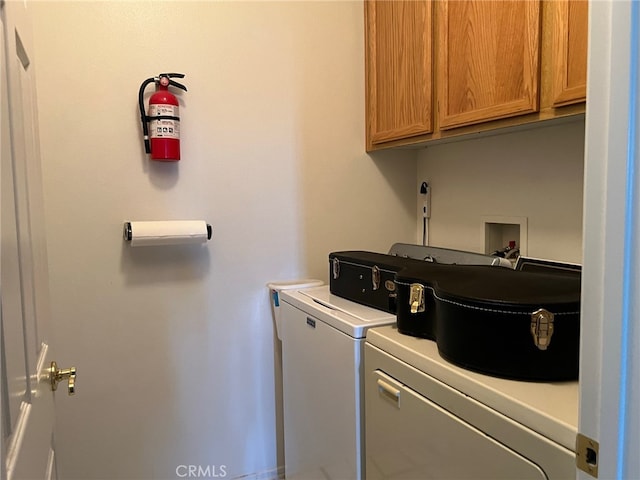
[123,221,212,247]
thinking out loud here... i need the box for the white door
[1,1,72,479]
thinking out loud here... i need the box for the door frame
[580,1,639,479]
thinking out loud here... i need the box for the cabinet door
[438,0,541,130]
[550,0,588,106]
[365,0,433,146]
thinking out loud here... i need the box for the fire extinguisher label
[149,104,180,139]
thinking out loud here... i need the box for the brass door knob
[50,361,77,395]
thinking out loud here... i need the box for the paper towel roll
[124,221,211,247]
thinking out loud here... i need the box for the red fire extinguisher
[138,73,187,161]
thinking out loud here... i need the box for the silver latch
[409,283,425,314]
[332,258,340,280]
[530,308,555,350]
[372,266,380,291]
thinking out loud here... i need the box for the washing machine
[278,285,395,479]
[364,325,579,479]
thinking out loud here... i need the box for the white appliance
[278,286,395,479]
[364,325,579,479]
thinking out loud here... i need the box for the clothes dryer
[364,325,578,479]
[279,286,395,480]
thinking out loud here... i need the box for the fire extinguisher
[138,73,187,161]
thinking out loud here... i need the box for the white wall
[30,2,416,478]
[417,119,585,263]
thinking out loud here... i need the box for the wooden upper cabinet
[365,0,433,146]
[550,0,588,107]
[437,1,541,130]
[363,0,586,150]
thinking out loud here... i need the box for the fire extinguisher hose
[138,77,156,154]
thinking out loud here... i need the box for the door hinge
[576,433,599,478]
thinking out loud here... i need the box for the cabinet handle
[377,378,401,405]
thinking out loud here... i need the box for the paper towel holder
[123,222,213,242]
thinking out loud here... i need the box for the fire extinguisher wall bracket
[138,73,187,162]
